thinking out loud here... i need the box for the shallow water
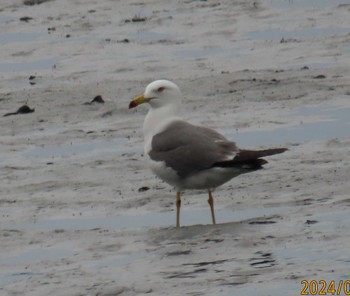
[25,137,129,160]
[0,15,13,25]
[0,58,57,73]
[128,30,175,42]
[0,248,75,286]
[3,207,348,290]
[247,27,350,41]
[231,281,300,296]
[0,206,287,286]
[0,31,44,44]
[270,0,348,9]
[0,25,57,75]
[2,206,291,231]
[0,248,75,266]
[229,104,350,147]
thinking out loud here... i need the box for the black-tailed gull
[129,80,287,227]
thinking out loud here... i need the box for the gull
[129,80,287,227]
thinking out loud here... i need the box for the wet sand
[1,0,350,295]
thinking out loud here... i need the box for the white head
[129,80,182,109]
[130,80,183,153]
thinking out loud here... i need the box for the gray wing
[149,120,238,178]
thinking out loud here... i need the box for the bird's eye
[157,87,165,92]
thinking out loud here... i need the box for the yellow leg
[176,191,181,228]
[208,190,216,225]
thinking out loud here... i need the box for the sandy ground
[1,0,350,295]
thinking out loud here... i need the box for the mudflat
[1,1,350,295]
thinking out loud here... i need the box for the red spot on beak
[129,101,137,109]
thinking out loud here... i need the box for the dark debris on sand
[83,95,105,105]
[3,105,35,117]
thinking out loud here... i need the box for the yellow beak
[129,95,151,109]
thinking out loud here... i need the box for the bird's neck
[143,103,180,154]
